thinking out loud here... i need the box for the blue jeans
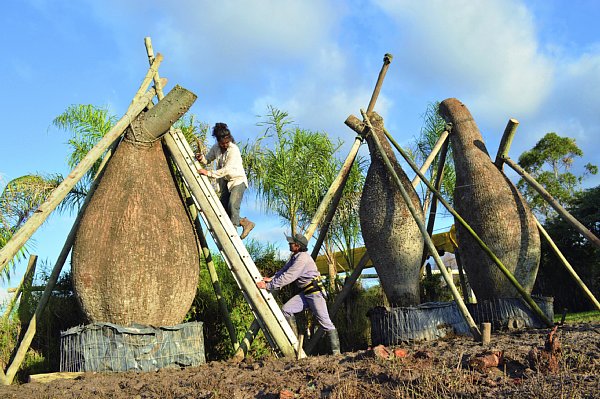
[219,183,246,226]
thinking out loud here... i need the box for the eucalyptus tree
[517,132,598,219]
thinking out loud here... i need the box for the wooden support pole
[494,119,519,170]
[233,320,261,362]
[359,110,482,340]
[367,54,393,113]
[308,53,392,257]
[305,250,370,354]
[0,84,159,274]
[411,130,450,188]
[380,127,554,327]
[536,218,600,310]
[418,136,450,271]
[304,137,362,242]
[2,255,37,319]
[455,250,473,303]
[196,218,240,349]
[481,322,491,345]
[2,130,127,385]
[503,156,600,250]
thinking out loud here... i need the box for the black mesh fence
[60,321,205,372]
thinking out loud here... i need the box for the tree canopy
[517,132,598,218]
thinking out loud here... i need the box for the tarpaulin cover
[60,321,205,372]
[466,296,554,331]
[368,301,472,346]
[369,296,554,346]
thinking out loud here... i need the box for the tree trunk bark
[355,112,424,306]
[439,98,540,300]
[72,86,199,326]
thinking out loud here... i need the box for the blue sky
[2,0,600,300]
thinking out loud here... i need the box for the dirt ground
[1,323,599,399]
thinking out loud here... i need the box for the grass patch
[554,309,600,323]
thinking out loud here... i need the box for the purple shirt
[266,251,320,291]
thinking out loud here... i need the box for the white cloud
[374,0,554,120]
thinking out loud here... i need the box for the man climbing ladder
[196,122,255,239]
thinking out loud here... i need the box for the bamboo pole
[380,126,554,327]
[305,250,370,354]
[494,119,519,170]
[502,156,600,250]
[367,54,393,113]
[2,255,37,319]
[418,136,450,270]
[0,83,160,274]
[308,53,393,257]
[536,218,600,310]
[304,138,362,242]
[411,130,450,188]
[195,214,239,349]
[360,110,481,339]
[455,250,473,303]
[2,132,128,385]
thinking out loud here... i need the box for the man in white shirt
[196,123,255,239]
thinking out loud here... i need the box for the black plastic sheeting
[466,296,554,331]
[368,296,554,346]
[368,302,472,346]
[60,321,205,372]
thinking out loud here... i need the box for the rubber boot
[285,315,298,337]
[239,217,255,239]
[327,329,341,355]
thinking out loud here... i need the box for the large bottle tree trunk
[439,98,540,301]
[72,86,200,326]
[359,112,424,306]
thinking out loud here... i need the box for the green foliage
[186,238,286,360]
[533,185,600,312]
[410,102,456,206]
[174,114,209,154]
[517,132,597,218]
[555,310,600,323]
[332,283,385,352]
[0,265,83,381]
[52,104,117,206]
[0,175,65,280]
[245,106,343,235]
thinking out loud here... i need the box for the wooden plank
[28,372,84,383]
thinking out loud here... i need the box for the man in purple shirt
[257,233,340,355]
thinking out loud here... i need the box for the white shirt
[200,142,248,190]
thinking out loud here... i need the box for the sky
[2,0,600,301]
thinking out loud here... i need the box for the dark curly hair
[212,122,235,143]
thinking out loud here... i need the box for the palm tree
[0,174,63,278]
[51,104,117,207]
[410,102,456,210]
[246,106,341,236]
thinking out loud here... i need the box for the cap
[285,233,309,249]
